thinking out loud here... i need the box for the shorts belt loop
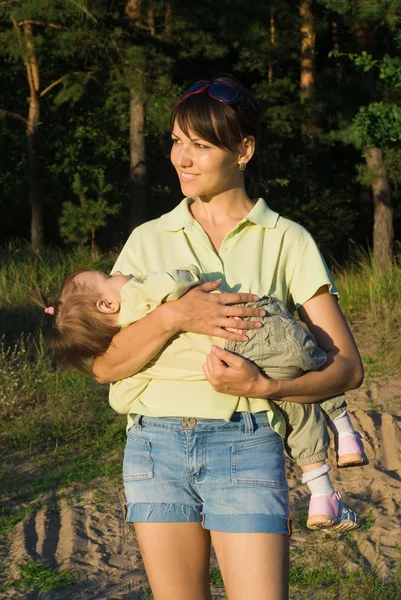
[134,414,143,430]
[242,411,254,435]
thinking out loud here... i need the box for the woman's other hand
[203,346,278,398]
[164,279,265,342]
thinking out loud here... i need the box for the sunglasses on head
[182,80,244,107]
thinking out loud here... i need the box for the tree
[0,0,101,249]
[300,0,316,139]
[106,0,178,232]
[320,0,401,267]
[59,172,119,257]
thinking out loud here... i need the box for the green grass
[140,584,154,599]
[210,566,224,586]
[334,248,401,376]
[5,558,79,592]
[0,505,37,538]
[359,508,376,531]
[334,247,401,319]
[289,536,401,600]
[0,337,125,507]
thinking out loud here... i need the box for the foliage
[350,102,401,148]
[0,0,401,257]
[59,172,120,255]
[329,51,401,148]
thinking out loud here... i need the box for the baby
[33,265,367,532]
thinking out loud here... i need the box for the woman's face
[170,120,242,199]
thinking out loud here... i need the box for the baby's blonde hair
[30,270,120,375]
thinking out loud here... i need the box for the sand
[3,376,401,599]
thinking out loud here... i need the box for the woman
[93,77,363,600]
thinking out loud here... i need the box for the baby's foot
[336,432,369,468]
[307,491,360,532]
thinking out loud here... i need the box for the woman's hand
[202,288,364,403]
[164,279,265,341]
[203,346,278,397]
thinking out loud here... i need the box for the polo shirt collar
[158,198,194,231]
[245,198,279,228]
[157,197,279,231]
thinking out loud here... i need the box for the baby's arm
[118,266,203,327]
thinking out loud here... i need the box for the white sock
[302,464,335,498]
[328,410,356,438]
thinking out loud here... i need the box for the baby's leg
[279,401,360,532]
[320,396,368,467]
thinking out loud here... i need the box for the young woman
[93,77,363,600]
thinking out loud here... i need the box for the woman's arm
[203,286,364,402]
[93,280,265,384]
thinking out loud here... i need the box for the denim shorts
[123,411,290,534]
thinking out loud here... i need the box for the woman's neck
[190,189,255,227]
[189,190,256,254]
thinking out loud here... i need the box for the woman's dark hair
[30,270,120,375]
[171,75,261,199]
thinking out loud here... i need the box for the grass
[0,243,401,596]
[140,584,154,599]
[210,566,224,586]
[0,337,125,507]
[334,247,401,377]
[0,505,36,538]
[5,558,79,593]
[289,536,401,600]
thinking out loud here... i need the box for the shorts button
[181,417,197,430]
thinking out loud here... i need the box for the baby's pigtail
[29,290,51,313]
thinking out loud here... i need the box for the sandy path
[3,377,401,599]
[289,378,401,579]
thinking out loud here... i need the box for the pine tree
[319,0,401,267]
[0,0,104,248]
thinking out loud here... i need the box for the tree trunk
[364,147,393,268]
[300,0,315,104]
[147,0,155,35]
[268,9,275,84]
[125,0,140,22]
[331,20,343,83]
[129,89,148,230]
[300,0,316,139]
[125,0,149,232]
[27,96,43,249]
[353,22,392,266]
[91,226,96,258]
[21,21,43,249]
[164,1,173,41]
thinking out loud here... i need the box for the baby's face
[75,271,130,302]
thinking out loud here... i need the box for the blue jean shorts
[123,411,290,534]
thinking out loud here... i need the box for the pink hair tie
[44,307,55,315]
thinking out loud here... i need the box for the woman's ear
[238,136,255,165]
[96,299,121,314]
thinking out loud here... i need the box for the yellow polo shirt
[110,198,338,435]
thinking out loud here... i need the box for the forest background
[1,0,401,267]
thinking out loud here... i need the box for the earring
[239,163,247,171]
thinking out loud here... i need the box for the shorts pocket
[231,436,287,489]
[123,431,153,481]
